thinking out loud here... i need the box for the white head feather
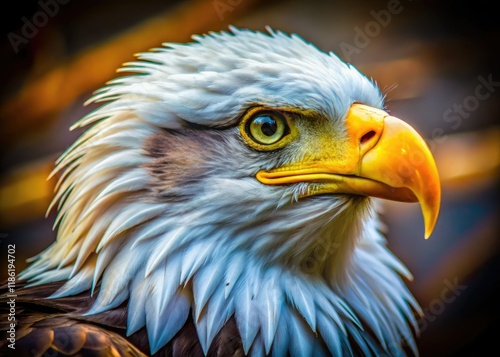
[20,27,421,356]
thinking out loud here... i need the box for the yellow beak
[256,104,441,238]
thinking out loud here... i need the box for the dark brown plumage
[0,283,248,356]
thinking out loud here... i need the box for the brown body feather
[0,283,245,357]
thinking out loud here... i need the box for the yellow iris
[239,108,298,151]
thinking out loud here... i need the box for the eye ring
[239,107,298,151]
[246,112,287,145]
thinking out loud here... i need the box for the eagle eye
[239,108,297,151]
[247,113,286,145]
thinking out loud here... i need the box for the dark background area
[1,0,499,356]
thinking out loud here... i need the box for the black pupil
[257,116,277,136]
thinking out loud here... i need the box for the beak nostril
[360,130,376,144]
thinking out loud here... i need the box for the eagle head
[20,27,440,356]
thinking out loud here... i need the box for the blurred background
[1,0,498,355]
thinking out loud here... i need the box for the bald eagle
[1,27,440,356]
